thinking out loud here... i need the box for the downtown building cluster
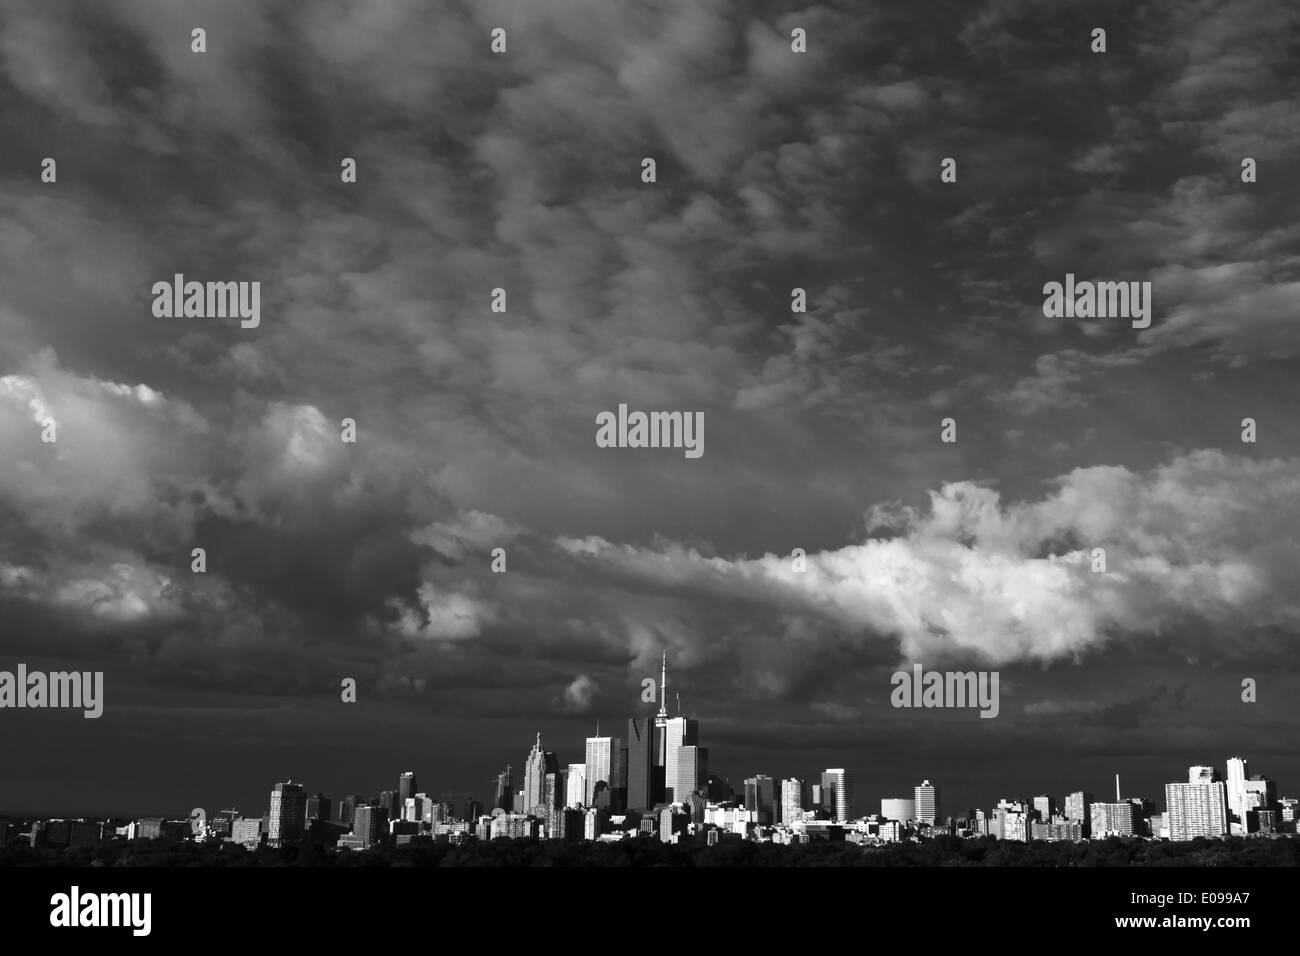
[10,752,1293,855]
[3,661,1297,858]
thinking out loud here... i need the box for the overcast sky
[2,0,1299,819]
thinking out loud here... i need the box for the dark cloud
[0,0,1297,815]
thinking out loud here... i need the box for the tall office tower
[523,733,559,814]
[566,764,587,808]
[626,716,661,811]
[379,790,399,820]
[494,766,513,812]
[268,781,307,847]
[1226,757,1249,829]
[1189,765,1219,784]
[305,792,331,822]
[822,769,851,822]
[743,775,778,823]
[337,795,358,826]
[1032,794,1055,823]
[914,780,939,825]
[675,745,708,804]
[584,733,623,804]
[399,771,417,803]
[1166,772,1229,841]
[611,742,628,811]
[781,778,806,825]
[663,716,700,802]
[810,784,824,814]
[351,805,387,849]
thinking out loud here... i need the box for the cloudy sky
[2,0,1299,819]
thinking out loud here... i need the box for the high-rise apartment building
[1065,791,1093,836]
[1166,769,1228,841]
[1032,794,1055,822]
[781,778,806,825]
[1090,801,1137,838]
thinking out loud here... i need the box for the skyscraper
[781,778,806,825]
[1066,791,1093,837]
[626,716,661,811]
[914,780,938,825]
[351,805,386,849]
[584,732,623,804]
[663,716,700,802]
[306,792,331,822]
[822,769,851,822]
[268,781,306,847]
[494,766,513,812]
[337,795,358,827]
[1032,794,1055,823]
[675,745,708,804]
[523,733,558,814]
[399,771,417,803]
[1226,756,1248,831]
[1243,774,1277,832]
[566,763,587,808]
[744,775,778,824]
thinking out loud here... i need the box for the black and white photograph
[0,0,1296,939]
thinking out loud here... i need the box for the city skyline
[6,748,1294,852]
[2,705,1291,829]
